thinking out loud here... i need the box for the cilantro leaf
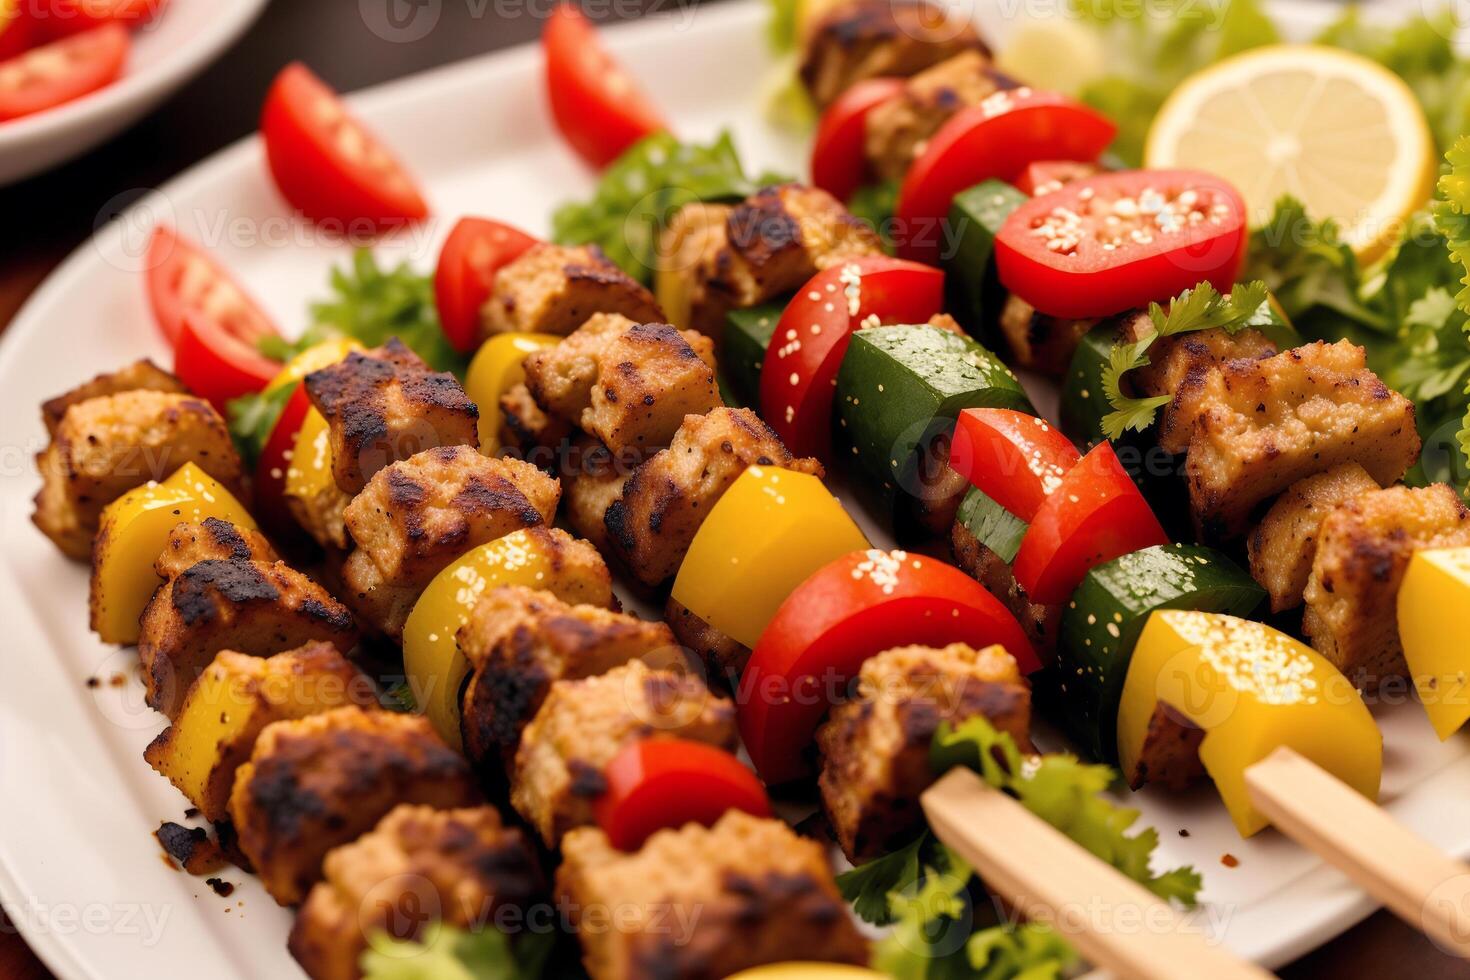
[836,831,927,925]
[360,923,553,980]
[225,381,295,469]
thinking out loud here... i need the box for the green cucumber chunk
[945,180,1028,337]
[955,486,1027,564]
[836,324,1034,493]
[720,302,784,406]
[1057,543,1265,763]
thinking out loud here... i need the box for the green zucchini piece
[955,486,1027,564]
[720,303,784,406]
[945,180,1028,337]
[1057,544,1265,763]
[836,324,1034,493]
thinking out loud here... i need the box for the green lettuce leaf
[360,923,554,980]
[225,380,295,469]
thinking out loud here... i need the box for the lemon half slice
[1145,44,1436,262]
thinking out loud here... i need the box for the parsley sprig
[1100,280,1271,439]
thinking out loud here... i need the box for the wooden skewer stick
[921,768,1275,980]
[1245,746,1470,959]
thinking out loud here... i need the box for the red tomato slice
[1012,441,1169,606]
[593,739,772,851]
[739,548,1035,785]
[995,169,1248,320]
[145,226,280,348]
[42,0,166,36]
[0,22,126,121]
[434,217,539,353]
[894,89,1116,263]
[0,0,36,61]
[174,311,281,413]
[811,77,904,204]
[261,63,429,229]
[948,408,1080,522]
[759,257,944,459]
[1015,160,1101,197]
[543,4,667,169]
[254,385,311,533]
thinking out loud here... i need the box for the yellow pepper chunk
[144,646,375,821]
[90,463,255,646]
[1399,547,1470,740]
[671,466,869,648]
[264,336,363,393]
[1118,610,1381,837]
[727,967,885,980]
[283,406,338,525]
[464,332,559,453]
[403,528,613,751]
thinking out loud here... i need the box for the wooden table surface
[0,1,1464,977]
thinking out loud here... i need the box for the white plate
[0,0,269,185]
[1,2,1466,977]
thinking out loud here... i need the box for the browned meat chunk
[1247,463,1380,612]
[557,811,869,980]
[665,595,750,689]
[817,643,1031,861]
[562,437,638,554]
[482,243,663,338]
[997,294,1098,377]
[498,381,574,457]
[1126,321,1278,402]
[41,358,185,438]
[151,517,277,581]
[951,519,1057,661]
[865,51,1004,181]
[1125,701,1206,792]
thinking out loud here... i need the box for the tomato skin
[144,226,279,349]
[1012,441,1170,605]
[543,4,667,169]
[594,739,772,851]
[810,77,904,204]
[0,21,127,121]
[739,549,1036,785]
[254,385,310,533]
[994,169,1248,319]
[41,0,166,36]
[0,0,36,61]
[895,90,1116,263]
[759,257,944,459]
[174,311,282,413]
[434,217,539,353]
[948,408,1080,522]
[1015,160,1101,196]
[261,63,429,229]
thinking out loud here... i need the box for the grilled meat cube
[459,586,682,775]
[1165,341,1420,538]
[523,312,638,420]
[557,811,869,980]
[997,295,1098,377]
[511,660,737,846]
[1126,702,1206,792]
[725,184,884,301]
[340,448,559,636]
[605,408,824,587]
[817,643,1031,861]
[304,339,479,496]
[951,519,1057,661]
[1124,320,1278,402]
[865,51,1005,181]
[139,559,358,718]
[1247,463,1380,612]
[40,358,185,438]
[498,381,574,457]
[289,804,543,980]
[912,428,971,537]
[799,0,988,109]
[563,437,639,554]
[665,595,750,689]
[33,391,242,560]
[230,706,479,906]
[655,202,743,335]
[482,243,663,338]
[153,517,278,581]
[1303,484,1470,689]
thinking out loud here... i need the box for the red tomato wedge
[42,0,166,36]
[995,169,1248,319]
[594,739,772,850]
[254,385,311,533]
[261,63,429,229]
[739,548,1035,785]
[144,226,279,348]
[1012,441,1169,605]
[811,77,904,204]
[0,0,36,61]
[759,257,944,459]
[543,4,667,169]
[0,22,126,121]
[174,311,282,413]
[435,217,539,353]
[948,408,1080,522]
[894,89,1116,263]
[1015,160,1101,196]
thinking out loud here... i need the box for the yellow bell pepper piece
[90,463,255,646]
[264,337,363,394]
[1118,610,1381,837]
[284,405,336,509]
[727,967,885,980]
[1399,547,1470,740]
[671,466,868,648]
[464,332,559,453]
[403,528,613,751]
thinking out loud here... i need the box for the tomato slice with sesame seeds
[1012,441,1170,606]
[948,407,1081,523]
[0,22,127,121]
[810,76,905,203]
[893,89,1115,264]
[759,256,943,460]
[995,169,1248,320]
[594,739,772,850]
[260,62,429,229]
[1015,160,1102,197]
[739,548,1036,785]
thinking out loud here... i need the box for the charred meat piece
[951,519,1058,662]
[562,436,639,555]
[865,51,1006,181]
[996,294,1098,378]
[481,243,663,339]
[498,381,575,458]
[41,358,185,438]
[665,595,750,690]
[152,517,278,581]
[1247,463,1380,612]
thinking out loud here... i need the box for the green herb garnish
[360,923,553,980]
